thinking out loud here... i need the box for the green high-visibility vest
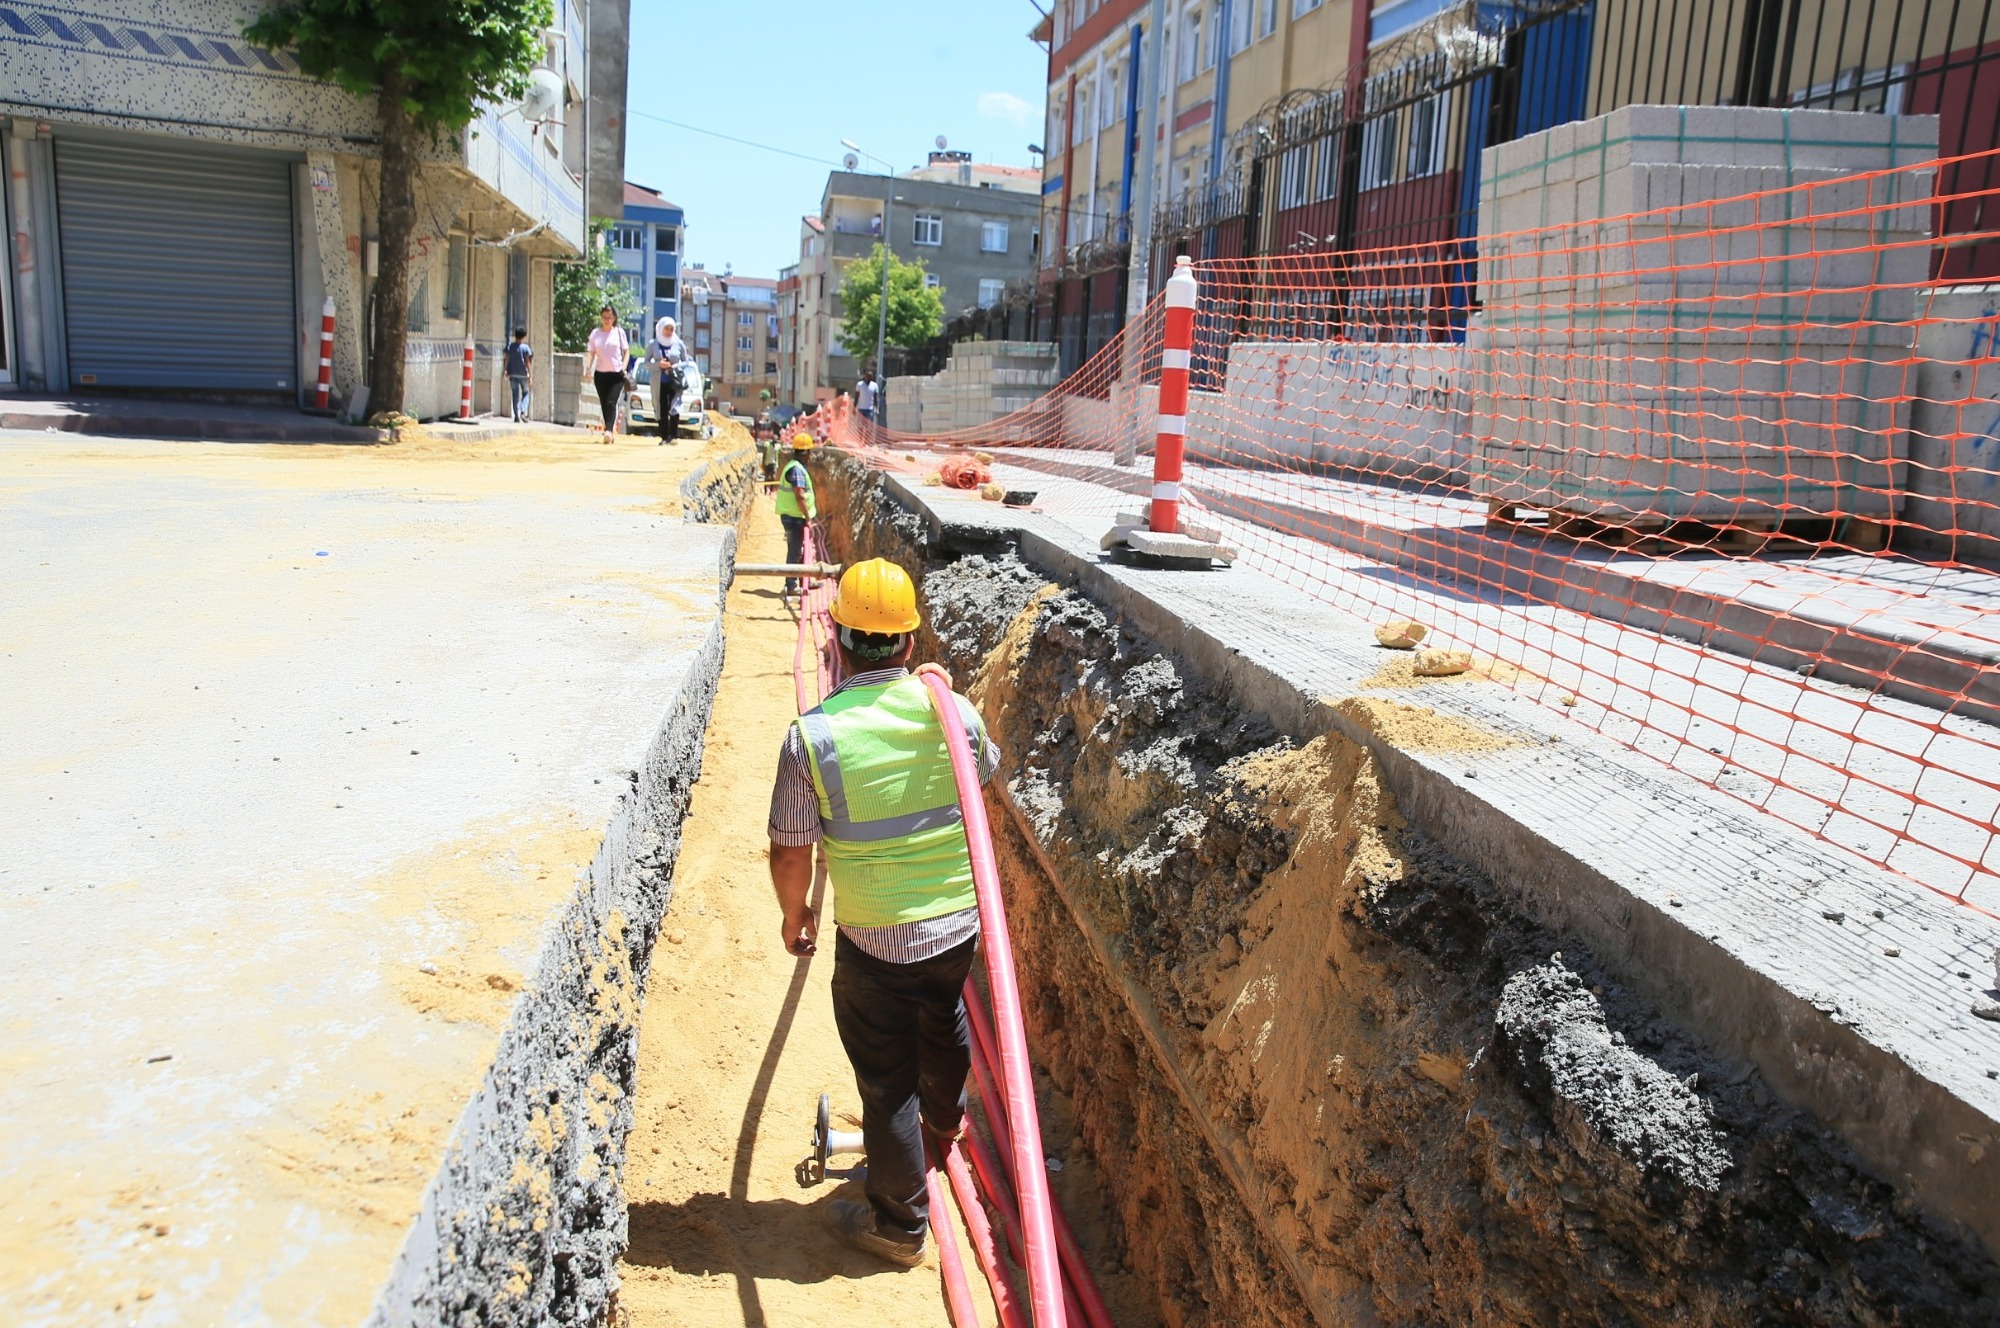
[776,458,817,519]
[795,675,983,929]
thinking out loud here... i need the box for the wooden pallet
[1484,500,1889,554]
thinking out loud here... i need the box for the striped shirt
[769,667,1000,963]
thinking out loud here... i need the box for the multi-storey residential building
[793,155,1040,403]
[1,0,627,419]
[690,271,778,417]
[1034,0,2000,369]
[611,183,683,337]
[775,263,801,407]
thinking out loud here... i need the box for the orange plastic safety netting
[815,133,2000,917]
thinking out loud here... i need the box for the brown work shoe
[823,1198,926,1268]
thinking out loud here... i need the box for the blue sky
[623,1,1051,279]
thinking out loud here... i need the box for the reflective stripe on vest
[796,676,983,929]
[775,459,816,519]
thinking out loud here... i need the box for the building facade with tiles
[611,183,684,341]
[0,0,629,420]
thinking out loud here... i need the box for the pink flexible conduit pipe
[921,672,1067,1327]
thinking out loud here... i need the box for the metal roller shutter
[54,134,296,393]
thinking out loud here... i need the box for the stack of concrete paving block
[894,340,1059,433]
[886,376,926,432]
[1469,106,1937,524]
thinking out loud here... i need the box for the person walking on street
[775,433,817,597]
[586,306,631,440]
[766,558,1000,1269]
[504,327,534,422]
[855,371,879,426]
[645,316,689,443]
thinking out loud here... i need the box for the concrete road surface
[0,429,733,1326]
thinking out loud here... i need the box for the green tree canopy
[836,245,945,363]
[246,0,554,413]
[554,219,641,351]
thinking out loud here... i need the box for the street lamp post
[843,139,895,432]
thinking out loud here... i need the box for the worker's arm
[768,726,822,957]
[768,842,818,957]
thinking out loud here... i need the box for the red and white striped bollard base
[1100,255,1236,566]
[314,296,335,412]
[459,336,476,419]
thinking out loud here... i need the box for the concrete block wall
[1468,106,1937,523]
[1216,340,1468,481]
[1908,286,2000,558]
[894,339,1060,434]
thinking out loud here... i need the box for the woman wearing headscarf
[645,316,690,442]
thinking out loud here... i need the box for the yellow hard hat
[791,432,816,450]
[831,558,921,635]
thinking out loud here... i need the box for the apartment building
[1033,0,2000,366]
[1,0,628,419]
[688,271,778,417]
[611,183,684,337]
[791,156,1040,403]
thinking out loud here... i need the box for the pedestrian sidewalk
[0,395,609,447]
[0,393,385,444]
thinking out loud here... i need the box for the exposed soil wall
[815,453,2000,1328]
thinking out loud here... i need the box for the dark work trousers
[780,514,806,592]
[830,930,977,1239]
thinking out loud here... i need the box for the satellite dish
[843,152,859,171]
[935,134,948,150]
[520,66,563,122]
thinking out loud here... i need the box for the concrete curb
[679,447,759,527]
[1,408,387,444]
[403,422,604,447]
[364,535,734,1327]
[871,463,2000,1257]
[995,452,2000,727]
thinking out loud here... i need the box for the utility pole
[1117,0,1168,466]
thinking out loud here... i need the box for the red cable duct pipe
[920,673,1066,1327]
[944,1142,1030,1328]
[965,995,1117,1328]
[929,1165,982,1326]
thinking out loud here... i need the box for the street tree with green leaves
[554,219,641,351]
[245,0,554,413]
[836,245,945,364]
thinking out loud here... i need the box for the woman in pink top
[585,306,631,438]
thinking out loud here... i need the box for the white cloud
[977,91,1034,128]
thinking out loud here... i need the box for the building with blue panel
[613,182,683,337]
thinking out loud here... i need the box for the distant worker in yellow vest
[766,558,1000,1268]
[775,432,817,598]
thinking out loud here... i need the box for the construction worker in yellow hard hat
[765,557,999,1270]
[775,432,818,597]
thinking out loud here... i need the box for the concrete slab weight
[0,436,733,1326]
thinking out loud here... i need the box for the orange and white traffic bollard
[1150,255,1198,535]
[314,297,335,411]
[458,336,476,419]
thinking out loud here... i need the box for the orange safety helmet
[830,558,921,635]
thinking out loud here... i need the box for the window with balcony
[913,212,943,246]
[980,221,1009,252]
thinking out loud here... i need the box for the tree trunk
[369,69,419,415]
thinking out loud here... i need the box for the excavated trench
[810,453,2000,1327]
